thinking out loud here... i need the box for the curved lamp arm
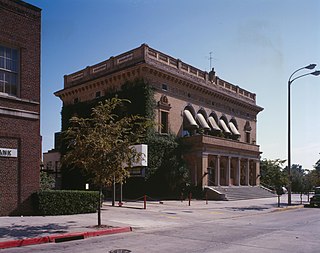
[289,70,320,85]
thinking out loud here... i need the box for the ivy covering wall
[60,79,190,197]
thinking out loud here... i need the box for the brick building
[55,44,264,197]
[0,0,41,215]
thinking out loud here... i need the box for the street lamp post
[287,64,320,205]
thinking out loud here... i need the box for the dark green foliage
[305,170,320,189]
[285,164,305,193]
[60,79,155,190]
[59,79,190,198]
[284,164,317,193]
[61,79,154,135]
[145,132,191,197]
[35,190,100,215]
[260,159,318,194]
[260,159,287,194]
[120,79,155,119]
[40,171,55,190]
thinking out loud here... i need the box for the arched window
[208,112,221,133]
[219,115,231,136]
[196,109,210,131]
[183,105,198,136]
[244,121,252,143]
[158,95,171,134]
[229,118,240,140]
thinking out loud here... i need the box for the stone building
[55,44,263,195]
[0,0,41,215]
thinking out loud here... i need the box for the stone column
[255,160,260,186]
[236,158,241,186]
[215,156,220,186]
[226,156,231,186]
[201,154,209,188]
[246,159,250,186]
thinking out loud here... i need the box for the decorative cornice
[142,65,263,114]
[55,65,143,99]
[56,44,263,115]
[157,95,171,111]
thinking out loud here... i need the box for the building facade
[0,0,41,215]
[55,44,263,190]
[42,133,62,189]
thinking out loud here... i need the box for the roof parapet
[62,43,256,103]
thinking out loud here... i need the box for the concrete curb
[272,205,304,212]
[0,226,132,249]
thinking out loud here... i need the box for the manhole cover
[109,249,131,253]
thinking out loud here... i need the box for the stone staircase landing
[205,186,275,201]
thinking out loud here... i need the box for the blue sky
[26,0,320,169]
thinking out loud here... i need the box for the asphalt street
[0,194,317,253]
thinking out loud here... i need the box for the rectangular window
[246,132,251,143]
[95,91,101,98]
[160,111,169,134]
[162,84,168,91]
[0,45,19,96]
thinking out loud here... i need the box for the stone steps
[206,186,275,201]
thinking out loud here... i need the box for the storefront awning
[197,113,210,130]
[219,119,231,134]
[183,110,198,129]
[229,122,241,136]
[208,116,221,131]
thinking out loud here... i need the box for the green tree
[304,159,320,189]
[146,133,190,197]
[40,171,55,190]
[60,80,155,190]
[287,164,307,193]
[62,98,152,226]
[260,159,287,194]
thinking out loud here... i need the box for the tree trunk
[98,185,102,226]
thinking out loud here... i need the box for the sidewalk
[0,194,308,249]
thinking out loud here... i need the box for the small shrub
[40,171,55,190]
[35,190,100,215]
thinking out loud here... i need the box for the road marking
[209,211,224,214]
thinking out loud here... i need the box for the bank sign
[0,148,18,158]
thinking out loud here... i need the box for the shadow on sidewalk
[227,206,269,211]
[0,224,69,240]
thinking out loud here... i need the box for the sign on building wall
[0,148,18,158]
[131,144,148,167]
[122,144,147,177]
[129,144,147,177]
